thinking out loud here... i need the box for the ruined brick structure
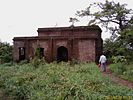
[13,25,102,63]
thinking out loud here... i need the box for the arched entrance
[57,46,68,62]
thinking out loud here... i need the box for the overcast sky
[0,0,133,44]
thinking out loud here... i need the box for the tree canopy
[76,0,133,62]
[76,0,133,34]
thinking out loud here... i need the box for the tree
[120,25,133,48]
[76,0,133,62]
[76,0,133,35]
[0,42,12,64]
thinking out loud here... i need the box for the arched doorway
[57,46,68,62]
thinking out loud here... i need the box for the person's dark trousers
[101,63,106,72]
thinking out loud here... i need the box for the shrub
[0,42,12,64]
[110,63,126,75]
[112,56,127,63]
[70,58,79,66]
[30,57,46,68]
[18,60,29,65]
[0,62,13,67]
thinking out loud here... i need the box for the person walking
[99,53,107,72]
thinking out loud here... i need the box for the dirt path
[102,67,133,89]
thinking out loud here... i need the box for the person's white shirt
[99,55,107,63]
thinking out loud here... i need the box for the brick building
[13,25,102,63]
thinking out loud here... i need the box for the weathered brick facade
[13,25,102,63]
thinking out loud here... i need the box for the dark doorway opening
[57,46,68,62]
[35,48,44,58]
[19,47,25,61]
[40,48,44,58]
[38,48,44,58]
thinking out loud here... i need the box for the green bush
[110,63,126,75]
[18,60,29,65]
[112,56,127,63]
[0,42,12,64]
[70,58,80,65]
[0,62,13,67]
[4,77,30,100]
[30,57,46,68]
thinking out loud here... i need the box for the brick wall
[13,25,102,62]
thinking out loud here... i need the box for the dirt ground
[102,66,133,89]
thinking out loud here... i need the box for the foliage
[70,58,80,65]
[76,0,133,35]
[35,48,41,59]
[103,38,133,62]
[110,62,126,75]
[103,39,123,57]
[120,25,133,49]
[30,57,46,68]
[112,56,127,63]
[18,60,29,65]
[76,0,133,62]
[0,62,133,100]
[30,47,46,68]
[0,42,12,64]
[109,63,133,82]
[1,62,13,67]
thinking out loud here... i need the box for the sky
[0,0,133,44]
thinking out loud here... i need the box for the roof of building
[37,25,102,32]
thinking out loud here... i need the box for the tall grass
[110,62,133,82]
[0,62,133,100]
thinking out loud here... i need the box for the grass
[0,62,133,100]
[109,63,133,82]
